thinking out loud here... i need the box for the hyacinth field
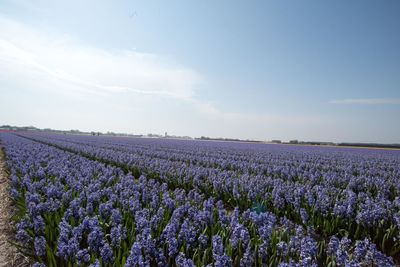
[1,133,400,267]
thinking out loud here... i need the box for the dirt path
[0,146,30,267]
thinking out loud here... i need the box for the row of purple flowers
[0,132,398,266]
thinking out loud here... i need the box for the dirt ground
[0,146,30,267]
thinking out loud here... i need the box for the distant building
[271,140,282,144]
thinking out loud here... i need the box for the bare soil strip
[0,146,30,267]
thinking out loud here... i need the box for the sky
[0,0,399,143]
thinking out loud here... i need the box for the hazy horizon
[1,1,400,143]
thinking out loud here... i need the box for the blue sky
[0,0,399,143]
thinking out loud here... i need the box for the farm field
[1,132,400,266]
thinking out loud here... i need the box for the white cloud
[330,98,400,105]
[0,15,201,99]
